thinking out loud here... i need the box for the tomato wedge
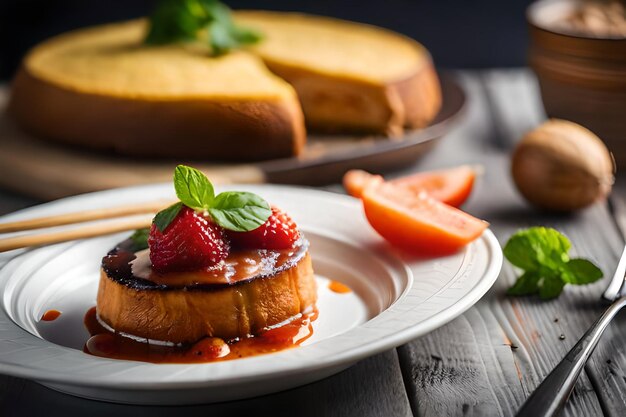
[390,165,476,208]
[343,166,477,207]
[343,170,384,199]
[362,183,488,256]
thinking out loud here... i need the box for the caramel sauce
[132,245,302,286]
[83,306,318,364]
[328,280,352,294]
[102,238,308,289]
[40,309,62,322]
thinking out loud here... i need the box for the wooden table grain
[1,69,625,417]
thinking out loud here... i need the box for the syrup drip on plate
[83,306,317,364]
[328,280,352,294]
[40,310,62,322]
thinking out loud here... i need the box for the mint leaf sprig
[129,228,150,251]
[154,165,271,233]
[505,227,603,299]
[145,0,262,56]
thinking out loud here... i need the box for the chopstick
[0,200,174,253]
[0,200,173,233]
[0,216,153,252]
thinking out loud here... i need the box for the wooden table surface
[1,69,625,417]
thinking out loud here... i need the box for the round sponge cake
[9,12,441,159]
[97,238,317,344]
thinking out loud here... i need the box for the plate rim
[0,183,502,390]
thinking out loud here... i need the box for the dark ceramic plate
[0,74,465,199]
[261,73,467,185]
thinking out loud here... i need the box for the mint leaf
[145,0,203,45]
[205,1,237,55]
[537,227,571,267]
[153,202,183,232]
[209,21,239,55]
[129,228,149,251]
[174,165,214,210]
[204,0,262,55]
[231,25,262,44]
[507,271,541,296]
[563,259,603,285]
[504,227,602,300]
[503,227,571,272]
[539,277,566,300]
[503,233,544,271]
[145,0,262,55]
[155,165,271,234]
[207,191,271,232]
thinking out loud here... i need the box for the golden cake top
[25,11,431,100]
[235,10,430,83]
[24,20,295,101]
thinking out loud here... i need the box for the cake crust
[264,59,441,136]
[9,67,305,161]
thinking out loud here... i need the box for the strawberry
[228,206,300,250]
[148,206,229,272]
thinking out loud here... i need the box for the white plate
[0,184,502,405]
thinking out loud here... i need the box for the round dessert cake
[97,237,316,344]
[9,10,441,160]
[91,165,318,351]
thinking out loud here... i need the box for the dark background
[0,0,534,81]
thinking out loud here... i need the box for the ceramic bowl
[528,0,626,166]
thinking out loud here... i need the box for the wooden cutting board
[0,75,465,200]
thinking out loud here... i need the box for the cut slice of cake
[235,10,442,136]
[9,20,306,161]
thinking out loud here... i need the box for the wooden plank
[398,72,533,417]
[397,309,521,416]
[481,69,626,417]
[473,194,619,417]
[584,181,626,417]
[398,70,616,416]
[480,69,545,149]
[0,350,412,417]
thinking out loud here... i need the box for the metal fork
[516,245,626,417]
